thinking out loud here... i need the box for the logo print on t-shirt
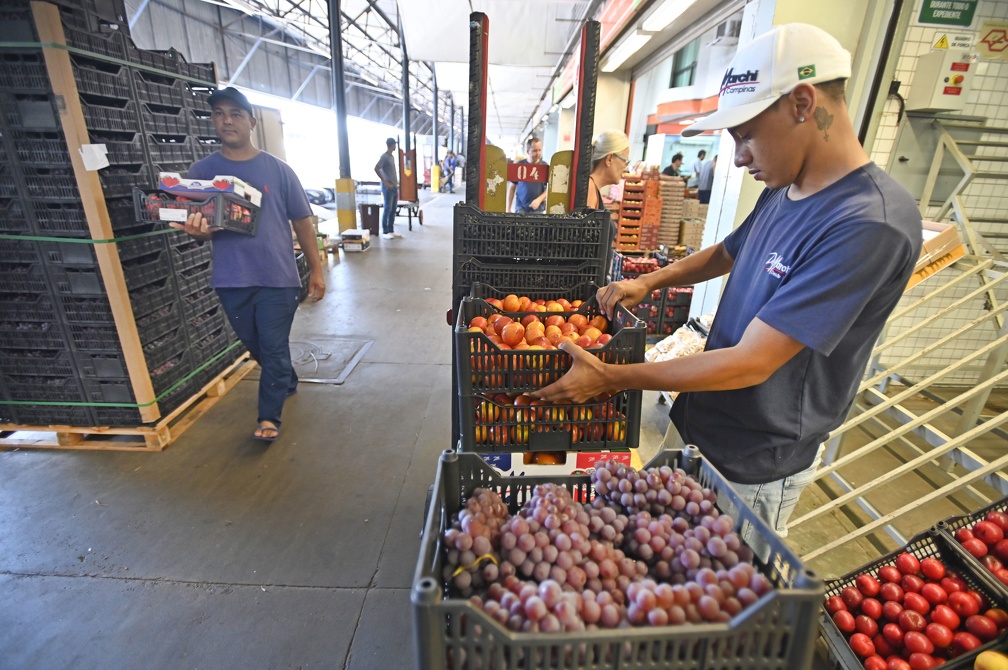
[765,252,791,280]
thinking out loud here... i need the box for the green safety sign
[919,0,978,27]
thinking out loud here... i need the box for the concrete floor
[0,187,670,670]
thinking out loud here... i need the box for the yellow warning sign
[934,34,950,48]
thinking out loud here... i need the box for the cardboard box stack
[616,174,645,251]
[657,176,685,248]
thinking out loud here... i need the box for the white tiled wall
[871,0,1008,385]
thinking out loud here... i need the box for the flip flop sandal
[253,423,280,442]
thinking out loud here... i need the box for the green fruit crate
[412,446,824,670]
[132,188,259,236]
[819,528,1008,669]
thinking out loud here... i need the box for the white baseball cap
[682,23,851,137]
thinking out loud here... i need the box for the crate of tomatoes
[455,289,645,453]
[937,496,1008,596]
[820,528,1008,670]
[132,187,259,236]
[412,445,824,670]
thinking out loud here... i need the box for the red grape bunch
[475,575,629,633]
[443,488,509,596]
[591,460,718,521]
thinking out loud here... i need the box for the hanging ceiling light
[601,32,652,73]
[642,0,698,33]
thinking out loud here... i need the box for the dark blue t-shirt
[187,151,312,289]
[511,159,547,213]
[670,163,922,484]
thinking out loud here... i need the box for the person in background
[688,149,707,187]
[507,137,548,214]
[586,130,631,280]
[374,138,401,239]
[697,154,717,204]
[662,152,684,177]
[441,151,458,193]
[533,23,922,559]
[170,86,325,444]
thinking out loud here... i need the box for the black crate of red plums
[819,525,1008,669]
[455,284,645,453]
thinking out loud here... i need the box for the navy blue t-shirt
[670,163,922,484]
[187,151,312,289]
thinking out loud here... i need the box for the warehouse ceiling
[127,0,599,150]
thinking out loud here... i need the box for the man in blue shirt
[534,24,922,556]
[170,87,325,443]
[507,137,547,214]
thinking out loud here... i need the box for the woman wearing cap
[535,24,923,559]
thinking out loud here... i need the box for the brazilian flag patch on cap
[798,65,816,80]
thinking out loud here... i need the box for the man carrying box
[169,86,324,443]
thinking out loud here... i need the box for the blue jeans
[660,422,823,561]
[380,183,397,233]
[216,287,300,427]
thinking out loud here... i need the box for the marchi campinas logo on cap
[797,64,817,80]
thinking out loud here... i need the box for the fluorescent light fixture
[602,32,652,72]
[560,93,575,109]
[642,0,697,33]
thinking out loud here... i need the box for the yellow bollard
[334,178,357,232]
[431,165,441,193]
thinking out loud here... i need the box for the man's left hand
[530,340,610,404]
[308,274,325,302]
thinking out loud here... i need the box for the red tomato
[919,583,947,606]
[930,603,961,630]
[882,600,904,621]
[901,574,924,594]
[973,520,1005,545]
[856,614,879,637]
[985,509,1008,532]
[882,622,905,647]
[862,597,883,620]
[948,590,980,617]
[833,609,856,634]
[848,632,875,658]
[903,592,931,616]
[919,557,945,581]
[954,527,974,543]
[864,655,887,670]
[965,613,999,641]
[984,607,1008,629]
[878,565,903,583]
[858,574,882,598]
[994,539,1008,562]
[896,553,921,576]
[872,633,896,658]
[962,537,989,558]
[825,595,848,614]
[843,585,865,609]
[940,576,965,593]
[951,631,982,656]
[994,568,1008,588]
[906,653,937,670]
[886,659,912,670]
[903,631,934,655]
[924,622,953,649]
[898,609,927,633]
[981,554,1004,572]
[968,588,987,610]
[880,583,905,603]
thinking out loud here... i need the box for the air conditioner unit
[710,19,741,45]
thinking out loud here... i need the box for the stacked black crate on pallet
[0,2,241,428]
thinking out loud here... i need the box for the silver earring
[799,116,805,123]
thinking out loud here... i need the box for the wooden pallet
[0,353,255,452]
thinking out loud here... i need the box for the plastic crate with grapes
[412,446,823,670]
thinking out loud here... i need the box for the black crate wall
[611,253,695,338]
[0,3,241,427]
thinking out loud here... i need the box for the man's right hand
[168,212,217,241]
[597,280,649,319]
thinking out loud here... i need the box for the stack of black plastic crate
[0,2,241,428]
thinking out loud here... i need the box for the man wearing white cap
[534,24,922,556]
